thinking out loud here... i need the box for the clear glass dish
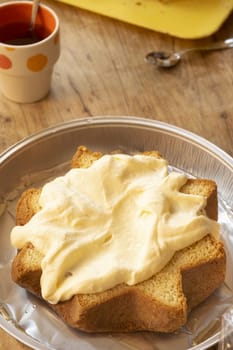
[0,116,232,350]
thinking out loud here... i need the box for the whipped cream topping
[11,154,219,304]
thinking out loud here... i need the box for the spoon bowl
[145,51,181,68]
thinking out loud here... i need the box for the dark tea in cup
[0,22,51,45]
[0,2,55,46]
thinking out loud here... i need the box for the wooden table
[0,0,232,348]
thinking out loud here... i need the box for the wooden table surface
[0,0,232,348]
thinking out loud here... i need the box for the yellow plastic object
[56,0,233,39]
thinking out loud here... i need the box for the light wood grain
[0,0,232,348]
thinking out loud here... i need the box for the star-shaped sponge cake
[11,146,226,333]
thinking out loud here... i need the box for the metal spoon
[145,38,233,68]
[30,0,41,33]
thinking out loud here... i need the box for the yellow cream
[11,154,219,304]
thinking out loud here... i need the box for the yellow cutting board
[56,0,233,39]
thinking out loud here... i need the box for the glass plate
[0,116,233,350]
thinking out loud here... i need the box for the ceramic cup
[0,1,60,103]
